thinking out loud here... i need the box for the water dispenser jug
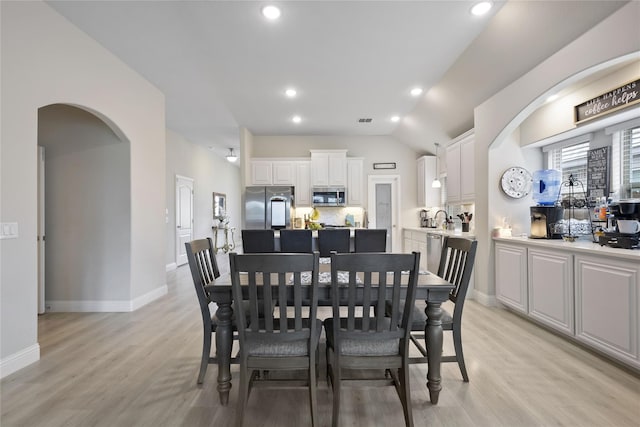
[533,169,561,206]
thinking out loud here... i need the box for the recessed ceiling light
[292,115,302,123]
[391,116,400,123]
[471,2,492,16]
[410,87,423,97]
[546,94,559,103]
[285,88,297,98]
[262,5,281,20]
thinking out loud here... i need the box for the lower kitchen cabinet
[528,248,573,334]
[403,229,428,272]
[495,243,528,314]
[575,254,639,366]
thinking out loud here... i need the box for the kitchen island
[494,235,639,372]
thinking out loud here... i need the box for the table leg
[425,301,444,404]
[215,300,233,405]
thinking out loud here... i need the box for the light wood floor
[2,264,639,427]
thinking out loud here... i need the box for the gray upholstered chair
[354,228,387,252]
[229,252,321,427]
[279,229,313,253]
[241,229,275,253]
[185,238,231,384]
[317,228,350,257]
[324,252,421,427]
[397,236,477,382]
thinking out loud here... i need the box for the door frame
[175,175,194,266]
[37,146,45,314]
[367,174,402,253]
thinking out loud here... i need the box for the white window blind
[621,125,640,198]
[549,141,590,195]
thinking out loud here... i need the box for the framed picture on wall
[213,192,226,218]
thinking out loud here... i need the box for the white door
[37,147,45,314]
[176,175,194,266]
[367,175,401,253]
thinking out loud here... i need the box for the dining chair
[229,252,321,427]
[185,237,232,384]
[241,229,276,253]
[354,228,387,252]
[279,229,313,253]
[394,236,477,382]
[317,228,350,257]
[324,251,421,427]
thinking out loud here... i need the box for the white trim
[605,116,640,135]
[166,262,177,272]
[0,344,40,379]
[542,133,592,152]
[469,289,498,307]
[46,285,167,312]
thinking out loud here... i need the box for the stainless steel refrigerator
[245,186,295,229]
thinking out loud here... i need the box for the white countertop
[404,227,476,239]
[493,235,640,261]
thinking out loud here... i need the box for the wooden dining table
[207,265,454,406]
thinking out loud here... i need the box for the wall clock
[500,166,533,199]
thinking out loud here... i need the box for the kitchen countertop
[493,235,640,261]
[404,227,476,239]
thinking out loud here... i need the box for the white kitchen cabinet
[294,161,311,207]
[445,130,475,204]
[416,155,439,207]
[528,248,574,334]
[310,150,347,187]
[495,242,528,314]
[403,229,428,272]
[347,158,364,206]
[574,254,639,367]
[250,160,273,185]
[272,161,295,185]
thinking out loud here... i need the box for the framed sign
[586,147,610,199]
[373,162,396,170]
[575,79,640,124]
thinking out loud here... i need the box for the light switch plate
[0,222,19,239]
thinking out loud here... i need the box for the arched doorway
[37,104,131,315]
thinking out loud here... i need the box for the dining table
[207,261,454,406]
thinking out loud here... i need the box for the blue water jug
[533,169,561,206]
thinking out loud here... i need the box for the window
[549,141,590,196]
[621,126,640,198]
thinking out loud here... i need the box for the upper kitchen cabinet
[416,155,439,207]
[347,158,364,206]
[310,149,347,187]
[446,130,475,204]
[250,160,273,185]
[294,161,311,207]
[249,159,295,186]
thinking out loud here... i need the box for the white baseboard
[0,343,40,379]
[166,262,177,272]
[469,289,498,307]
[46,284,168,313]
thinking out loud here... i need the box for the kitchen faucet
[434,209,449,228]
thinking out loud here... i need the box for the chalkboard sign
[587,146,610,199]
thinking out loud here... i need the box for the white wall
[1,1,166,377]
[473,2,640,304]
[165,129,242,270]
[251,135,423,228]
[39,105,131,305]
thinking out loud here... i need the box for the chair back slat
[185,238,220,310]
[230,252,320,344]
[436,236,477,316]
[330,252,420,344]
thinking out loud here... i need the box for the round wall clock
[500,166,533,199]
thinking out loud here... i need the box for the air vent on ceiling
[358,118,373,123]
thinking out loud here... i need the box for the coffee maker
[530,206,564,239]
[420,209,430,228]
[599,199,640,249]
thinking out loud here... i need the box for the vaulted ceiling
[47,1,628,158]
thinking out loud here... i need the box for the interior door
[176,175,194,266]
[367,175,401,252]
[37,146,45,314]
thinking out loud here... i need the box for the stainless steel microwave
[312,187,346,206]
